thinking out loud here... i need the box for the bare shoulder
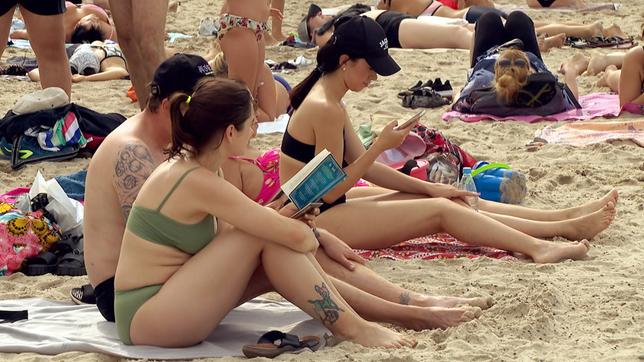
[297,98,345,126]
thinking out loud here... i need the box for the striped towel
[35,112,88,152]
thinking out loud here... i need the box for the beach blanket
[0,297,328,359]
[355,233,517,261]
[533,119,644,147]
[442,93,621,123]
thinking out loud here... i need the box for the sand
[1,0,643,360]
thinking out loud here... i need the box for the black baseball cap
[150,53,214,99]
[332,16,400,76]
[297,3,322,43]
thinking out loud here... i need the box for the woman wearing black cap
[281,16,616,264]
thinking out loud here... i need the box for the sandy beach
[1,0,643,360]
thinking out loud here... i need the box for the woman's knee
[506,11,533,26]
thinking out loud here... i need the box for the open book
[281,149,347,211]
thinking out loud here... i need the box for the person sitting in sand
[280,16,617,263]
[559,47,644,107]
[218,0,281,122]
[79,54,485,334]
[28,41,127,83]
[110,75,418,348]
[10,1,117,42]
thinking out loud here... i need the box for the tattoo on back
[399,292,411,305]
[308,282,344,325]
[114,143,155,220]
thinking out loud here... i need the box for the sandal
[23,251,58,276]
[402,88,450,109]
[56,252,86,276]
[70,283,96,305]
[242,330,321,358]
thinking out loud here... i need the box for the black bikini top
[281,127,348,167]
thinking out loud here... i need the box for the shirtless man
[80,53,488,329]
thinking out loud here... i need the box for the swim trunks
[536,0,557,7]
[95,276,115,322]
[1,0,65,16]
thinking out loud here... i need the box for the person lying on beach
[299,3,473,50]
[80,54,483,334]
[218,0,281,122]
[208,51,290,121]
[10,1,117,42]
[280,16,617,263]
[27,41,127,83]
[559,47,644,107]
[109,75,420,348]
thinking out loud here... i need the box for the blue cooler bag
[472,161,527,204]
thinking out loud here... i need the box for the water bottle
[459,167,479,212]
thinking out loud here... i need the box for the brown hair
[166,77,252,159]
[146,91,163,112]
[494,49,530,105]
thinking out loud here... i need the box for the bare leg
[256,63,277,121]
[597,65,620,92]
[536,22,602,38]
[317,197,591,263]
[0,6,15,61]
[315,249,493,310]
[270,0,286,41]
[539,33,566,52]
[128,229,416,348]
[618,46,644,107]
[559,53,589,99]
[399,20,473,50]
[21,8,71,96]
[587,52,625,75]
[220,29,265,112]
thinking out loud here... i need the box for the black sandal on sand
[242,330,321,358]
[70,284,96,305]
[23,251,58,276]
[402,88,450,109]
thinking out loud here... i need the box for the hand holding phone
[395,110,425,130]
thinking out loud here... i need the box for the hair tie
[315,66,324,74]
[185,96,191,105]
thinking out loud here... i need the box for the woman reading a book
[113,77,417,348]
[281,16,617,264]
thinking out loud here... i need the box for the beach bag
[0,199,61,276]
[411,124,477,168]
[453,72,581,117]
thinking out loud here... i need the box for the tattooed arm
[113,143,156,221]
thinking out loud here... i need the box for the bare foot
[587,21,604,38]
[603,23,627,38]
[542,33,566,52]
[532,240,591,263]
[567,188,618,218]
[414,295,494,310]
[564,203,616,240]
[596,65,619,87]
[587,53,611,75]
[560,53,589,76]
[347,322,417,348]
[403,306,481,331]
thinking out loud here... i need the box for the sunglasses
[497,58,528,68]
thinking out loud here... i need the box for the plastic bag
[29,171,83,236]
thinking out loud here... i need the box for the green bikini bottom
[114,284,162,345]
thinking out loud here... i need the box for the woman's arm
[194,169,316,252]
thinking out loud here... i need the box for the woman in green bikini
[113,77,417,348]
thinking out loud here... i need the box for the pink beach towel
[534,119,644,147]
[355,233,517,261]
[0,187,29,204]
[442,93,621,123]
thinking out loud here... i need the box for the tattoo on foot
[399,292,411,305]
[308,283,344,325]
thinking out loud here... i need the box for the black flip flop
[56,252,86,276]
[70,283,96,305]
[23,251,58,276]
[242,330,321,358]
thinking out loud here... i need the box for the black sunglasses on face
[497,58,528,68]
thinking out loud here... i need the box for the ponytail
[167,92,194,159]
[290,42,343,109]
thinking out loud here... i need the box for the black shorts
[319,194,347,213]
[1,0,66,16]
[95,276,116,322]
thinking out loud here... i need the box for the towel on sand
[534,119,644,147]
[442,93,621,123]
[0,297,328,359]
[355,233,517,261]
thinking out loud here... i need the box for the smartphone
[395,110,425,130]
[291,202,323,219]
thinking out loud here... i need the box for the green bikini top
[126,166,216,255]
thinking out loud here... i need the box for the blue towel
[54,170,87,201]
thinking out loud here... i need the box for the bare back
[83,113,165,287]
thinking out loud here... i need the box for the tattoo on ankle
[400,292,411,305]
[308,283,344,325]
